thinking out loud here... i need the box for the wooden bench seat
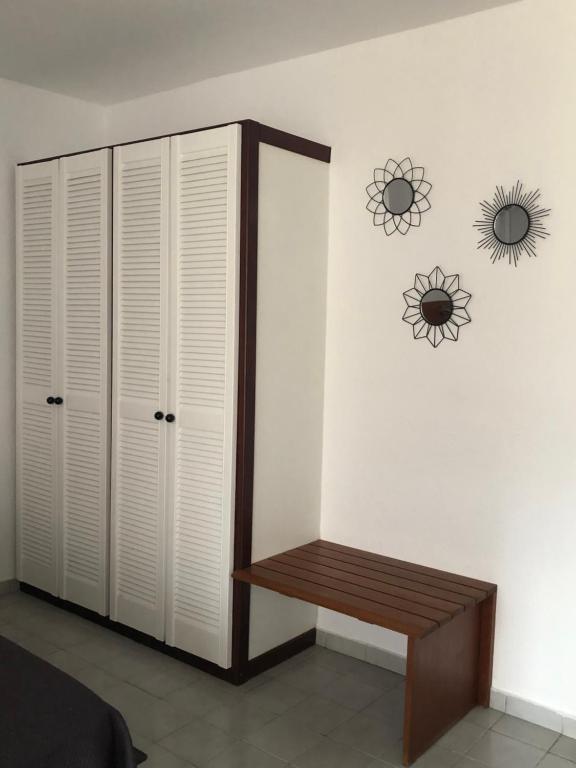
[233,539,497,766]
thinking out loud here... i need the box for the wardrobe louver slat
[16,161,60,595]
[165,127,240,667]
[60,150,111,615]
[111,139,170,640]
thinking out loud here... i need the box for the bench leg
[403,603,484,766]
[477,591,497,707]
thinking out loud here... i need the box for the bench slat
[258,557,454,625]
[282,549,475,608]
[302,543,489,601]
[312,541,496,595]
[236,564,439,637]
[275,553,466,616]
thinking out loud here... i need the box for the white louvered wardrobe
[16,149,112,616]
[16,121,330,678]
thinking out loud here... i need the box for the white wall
[107,0,576,719]
[3,0,573,722]
[0,78,106,581]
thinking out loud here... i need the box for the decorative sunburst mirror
[366,157,432,235]
[403,267,471,348]
[474,182,550,266]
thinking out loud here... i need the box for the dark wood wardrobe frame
[231,121,331,683]
[17,119,331,685]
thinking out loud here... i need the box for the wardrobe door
[165,126,240,666]
[60,150,111,614]
[111,139,170,638]
[16,160,61,596]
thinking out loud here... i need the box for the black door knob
[165,413,175,423]
[154,411,164,421]
[46,396,55,405]
[54,397,63,405]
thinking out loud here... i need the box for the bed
[0,635,146,768]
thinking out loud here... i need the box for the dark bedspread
[0,635,143,768]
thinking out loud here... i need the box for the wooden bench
[233,539,497,766]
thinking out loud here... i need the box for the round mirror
[383,178,414,215]
[421,289,453,326]
[493,204,530,245]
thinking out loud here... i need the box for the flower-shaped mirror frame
[474,181,550,266]
[403,266,471,348]
[366,157,432,235]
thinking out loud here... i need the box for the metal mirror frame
[402,266,471,348]
[474,181,550,266]
[366,157,432,236]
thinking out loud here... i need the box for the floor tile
[539,756,576,768]
[166,678,244,718]
[492,714,558,750]
[436,721,485,754]
[169,682,226,718]
[464,708,503,730]
[12,631,61,659]
[329,711,403,757]
[71,634,135,665]
[33,618,96,648]
[235,672,274,693]
[1,621,33,641]
[411,745,462,767]
[197,677,247,706]
[320,673,382,711]
[204,699,277,738]
[370,738,404,767]
[96,643,169,681]
[467,730,545,768]
[363,761,401,768]
[361,686,405,722]
[160,720,238,767]
[244,679,310,714]
[103,681,191,741]
[265,655,309,679]
[551,735,576,762]
[453,759,491,767]
[275,660,343,694]
[9,609,57,635]
[292,737,373,768]
[45,649,90,674]
[244,714,323,762]
[285,693,356,734]
[134,665,200,698]
[305,648,374,676]
[365,647,406,677]
[135,740,193,768]
[205,741,286,768]
[346,663,404,692]
[69,664,121,694]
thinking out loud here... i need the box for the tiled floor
[1,591,574,768]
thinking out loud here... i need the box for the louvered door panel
[16,160,60,595]
[111,139,170,639]
[60,150,111,614]
[165,126,240,666]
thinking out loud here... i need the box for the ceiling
[0,0,521,105]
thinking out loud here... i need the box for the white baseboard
[0,579,19,596]
[490,687,576,739]
[316,628,406,675]
[316,629,576,738]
